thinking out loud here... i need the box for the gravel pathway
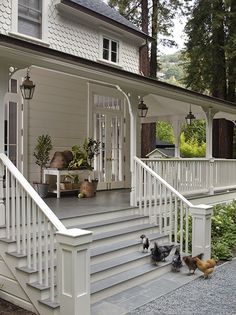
[127,259,236,315]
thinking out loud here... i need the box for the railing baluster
[5,169,10,239]
[27,195,32,269]
[44,219,49,287]
[180,201,183,253]
[21,188,26,255]
[16,181,21,253]
[174,196,178,244]
[11,174,16,241]
[38,209,43,285]
[32,202,37,271]
[49,223,55,302]
[185,205,189,255]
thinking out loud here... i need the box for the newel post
[56,228,93,315]
[189,204,213,259]
[0,162,6,226]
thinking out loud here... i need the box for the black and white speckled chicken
[171,247,182,272]
[151,242,175,264]
[140,234,150,252]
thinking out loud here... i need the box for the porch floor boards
[44,189,131,219]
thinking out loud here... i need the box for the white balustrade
[134,157,193,254]
[142,158,236,196]
[133,157,214,257]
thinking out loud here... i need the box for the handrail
[0,153,66,232]
[134,156,193,208]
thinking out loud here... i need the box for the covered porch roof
[0,32,236,121]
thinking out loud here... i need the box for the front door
[93,94,125,190]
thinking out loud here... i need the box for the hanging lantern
[138,100,148,118]
[20,68,35,100]
[185,105,196,125]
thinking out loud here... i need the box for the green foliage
[33,134,52,183]
[182,120,206,144]
[183,0,236,101]
[69,138,100,170]
[156,121,175,144]
[180,133,206,157]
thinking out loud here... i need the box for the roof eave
[61,0,152,41]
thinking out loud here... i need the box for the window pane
[103,49,109,60]
[111,41,117,52]
[103,38,109,50]
[18,0,42,39]
[111,52,117,63]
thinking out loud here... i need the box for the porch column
[0,62,9,153]
[172,118,181,158]
[189,204,213,259]
[204,107,217,159]
[57,228,92,315]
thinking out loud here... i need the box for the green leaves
[33,134,52,183]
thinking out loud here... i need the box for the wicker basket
[60,182,73,190]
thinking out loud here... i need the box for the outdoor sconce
[138,99,148,118]
[185,105,196,125]
[20,68,35,100]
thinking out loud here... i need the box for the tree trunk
[141,123,156,158]
[227,1,236,102]
[139,0,150,76]
[211,0,227,99]
[150,0,158,78]
[213,119,234,158]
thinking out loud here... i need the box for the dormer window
[103,37,119,63]
[18,0,42,39]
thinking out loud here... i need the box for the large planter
[80,180,96,198]
[34,183,49,198]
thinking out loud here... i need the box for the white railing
[0,153,67,304]
[133,157,193,254]
[212,159,236,191]
[142,158,236,196]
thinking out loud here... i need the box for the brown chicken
[182,253,203,275]
[194,257,216,278]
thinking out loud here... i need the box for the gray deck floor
[44,189,131,219]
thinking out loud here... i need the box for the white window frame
[11,0,49,44]
[100,35,120,65]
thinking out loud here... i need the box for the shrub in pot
[33,134,53,197]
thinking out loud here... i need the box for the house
[0,1,236,314]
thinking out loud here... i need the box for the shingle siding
[0,0,140,74]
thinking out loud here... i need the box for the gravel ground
[0,299,36,315]
[127,259,236,315]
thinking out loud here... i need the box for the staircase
[0,205,173,313]
[62,207,172,304]
[0,154,193,315]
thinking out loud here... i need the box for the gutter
[0,34,235,110]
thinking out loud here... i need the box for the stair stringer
[0,239,60,315]
[0,253,37,313]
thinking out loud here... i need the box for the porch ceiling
[1,35,236,123]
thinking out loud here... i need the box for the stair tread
[93,223,157,241]
[71,214,148,230]
[39,297,60,309]
[91,232,166,257]
[91,251,150,274]
[91,261,171,294]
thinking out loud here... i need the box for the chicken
[182,253,203,275]
[151,242,175,265]
[140,234,150,252]
[194,257,216,278]
[171,247,182,272]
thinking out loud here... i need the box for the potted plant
[69,138,100,197]
[33,134,53,197]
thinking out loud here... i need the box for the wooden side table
[43,168,89,198]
